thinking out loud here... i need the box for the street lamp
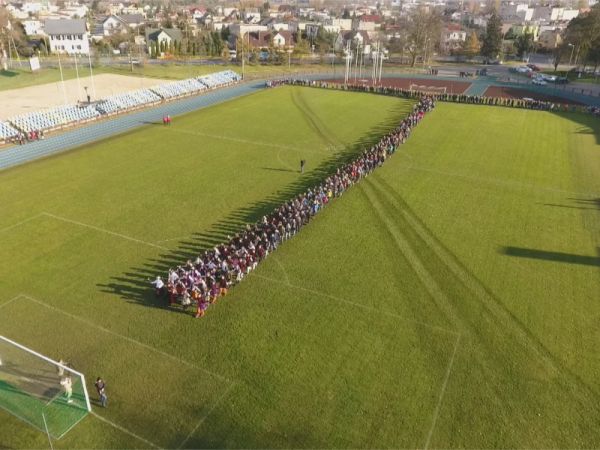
[568,43,575,66]
[84,85,89,103]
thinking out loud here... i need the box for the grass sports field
[1,86,599,448]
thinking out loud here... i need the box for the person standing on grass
[95,377,107,408]
[300,159,306,173]
[60,375,73,404]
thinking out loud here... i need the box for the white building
[44,19,90,55]
[22,19,44,36]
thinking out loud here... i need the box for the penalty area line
[41,212,168,251]
[91,411,160,449]
[0,214,44,235]
[177,381,236,449]
[19,294,232,385]
[253,274,458,336]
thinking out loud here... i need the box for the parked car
[532,78,547,86]
[556,77,569,84]
[517,66,532,73]
[541,74,557,82]
[527,63,541,71]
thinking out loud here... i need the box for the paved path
[0,80,265,172]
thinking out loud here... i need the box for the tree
[462,30,481,58]
[562,4,600,67]
[481,10,502,59]
[342,8,351,19]
[514,32,534,59]
[405,7,442,66]
[552,43,567,71]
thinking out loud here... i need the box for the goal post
[0,335,91,439]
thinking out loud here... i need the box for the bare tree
[404,7,442,67]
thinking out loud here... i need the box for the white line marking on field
[0,294,23,310]
[91,411,160,449]
[177,382,235,449]
[424,333,461,450]
[41,212,168,251]
[272,255,291,286]
[405,164,598,198]
[253,274,458,336]
[20,294,231,384]
[0,214,43,235]
[164,127,334,155]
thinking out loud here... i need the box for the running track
[0,80,266,172]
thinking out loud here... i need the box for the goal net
[0,335,91,439]
[409,84,447,94]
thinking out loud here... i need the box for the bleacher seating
[96,88,161,115]
[198,70,242,89]
[150,78,206,100]
[3,70,241,142]
[0,121,19,141]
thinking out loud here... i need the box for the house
[121,14,145,29]
[355,15,381,31]
[272,30,294,48]
[538,30,562,49]
[145,28,183,53]
[229,23,268,38]
[330,18,352,31]
[44,19,89,55]
[335,30,371,53]
[22,19,44,36]
[440,25,466,53]
[243,8,261,24]
[101,15,129,35]
[243,30,294,50]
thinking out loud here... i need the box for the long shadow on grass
[500,246,600,268]
[96,97,410,311]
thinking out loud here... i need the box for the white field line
[0,214,43,235]
[20,294,231,384]
[405,164,599,198]
[272,255,291,286]
[424,333,461,450]
[177,381,235,449]
[91,411,160,449]
[164,127,335,156]
[0,294,24,310]
[41,212,168,251]
[253,274,458,336]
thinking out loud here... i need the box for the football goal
[0,335,91,439]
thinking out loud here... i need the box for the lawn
[0,62,331,92]
[0,86,599,448]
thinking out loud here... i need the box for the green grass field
[0,62,330,91]
[0,86,599,448]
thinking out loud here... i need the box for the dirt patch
[483,85,583,105]
[322,77,471,94]
[0,73,171,120]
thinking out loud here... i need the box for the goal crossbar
[0,335,92,413]
[0,334,92,439]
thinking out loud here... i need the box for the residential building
[145,28,183,53]
[44,18,89,54]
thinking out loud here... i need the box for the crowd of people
[151,95,436,318]
[11,129,45,145]
[285,78,597,115]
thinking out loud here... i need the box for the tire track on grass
[290,89,343,151]
[367,174,600,400]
